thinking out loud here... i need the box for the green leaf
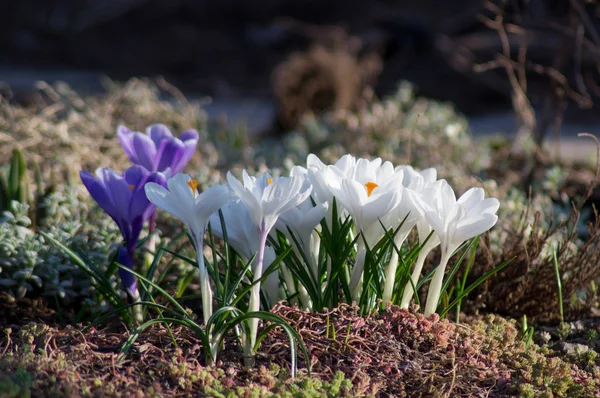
[218,311,311,378]
[439,256,515,317]
[8,148,28,204]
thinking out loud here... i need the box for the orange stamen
[187,180,199,192]
[128,184,134,191]
[267,178,273,185]
[365,181,378,197]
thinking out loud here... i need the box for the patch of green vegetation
[468,315,599,397]
[0,368,33,398]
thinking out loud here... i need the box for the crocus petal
[131,133,158,170]
[147,124,174,144]
[145,173,194,222]
[100,168,132,219]
[170,132,198,174]
[141,172,167,222]
[453,213,499,244]
[307,153,327,170]
[145,182,185,221]
[117,245,138,298]
[421,168,437,184]
[117,125,136,162]
[80,170,120,220]
[156,139,184,173]
[468,197,501,216]
[361,190,402,229]
[124,165,152,219]
[190,184,233,236]
[227,171,264,227]
[210,199,257,259]
[457,187,485,209]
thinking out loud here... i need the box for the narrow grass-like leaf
[115,263,189,316]
[119,317,209,364]
[219,311,311,378]
[439,256,515,317]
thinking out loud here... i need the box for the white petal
[194,184,232,223]
[307,153,327,170]
[453,213,498,244]
[144,182,187,221]
[457,187,485,210]
[420,168,437,184]
[335,154,356,176]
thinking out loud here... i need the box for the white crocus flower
[210,199,280,308]
[227,170,311,362]
[329,158,404,300]
[380,166,439,304]
[417,180,500,316]
[144,173,232,325]
[303,153,356,217]
[400,187,441,309]
[276,195,328,310]
[290,153,354,294]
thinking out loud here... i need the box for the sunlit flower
[328,158,404,299]
[276,190,328,309]
[80,165,166,299]
[303,153,356,206]
[378,166,439,303]
[400,183,441,308]
[330,158,403,240]
[210,199,280,307]
[416,180,500,315]
[227,171,311,235]
[144,173,232,324]
[118,124,199,175]
[226,170,311,358]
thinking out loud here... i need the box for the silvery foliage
[0,185,122,305]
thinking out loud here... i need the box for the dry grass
[0,78,216,185]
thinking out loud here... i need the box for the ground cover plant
[1,79,600,397]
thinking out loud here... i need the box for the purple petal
[117,245,138,299]
[124,166,153,236]
[170,137,197,174]
[147,124,173,145]
[101,168,132,220]
[142,172,167,221]
[147,125,174,171]
[80,170,118,219]
[117,125,137,163]
[81,168,133,243]
[132,133,158,171]
[179,129,199,143]
[156,138,185,173]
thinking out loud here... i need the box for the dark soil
[2,298,600,397]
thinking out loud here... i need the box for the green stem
[400,245,434,309]
[382,233,409,303]
[424,251,451,316]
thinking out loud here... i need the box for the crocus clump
[82,124,500,365]
[79,124,198,307]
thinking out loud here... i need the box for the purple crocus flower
[80,165,166,297]
[118,124,199,175]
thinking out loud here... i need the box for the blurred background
[2,0,600,146]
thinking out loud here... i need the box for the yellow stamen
[267,178,273,185]
[128,184,134,191]
[365,181,378,197]
[187,180,199,192]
